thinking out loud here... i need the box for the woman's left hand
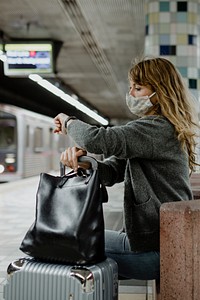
[60,146,89,171]
[54,113,69,134]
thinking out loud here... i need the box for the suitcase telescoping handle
[60,155,98,176]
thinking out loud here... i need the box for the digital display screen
[3,43,54,76]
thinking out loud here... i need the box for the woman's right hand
[60,146,90,171]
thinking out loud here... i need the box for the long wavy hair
[128,56,199,172]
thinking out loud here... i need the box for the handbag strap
[59,156,108,203]
[58,168,91,188]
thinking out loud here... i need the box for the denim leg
[105,229,160,280]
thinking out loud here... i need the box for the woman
[54,57,199,280]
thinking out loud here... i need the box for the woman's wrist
[64,116,77,133]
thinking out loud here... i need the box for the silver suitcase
[3,257,118,300]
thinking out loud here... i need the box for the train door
[0,110,17,181]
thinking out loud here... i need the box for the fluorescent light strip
[29,74,108,125]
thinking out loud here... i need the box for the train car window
[34,127,43,152]
[26,125,30,148]
[0,118,17,150]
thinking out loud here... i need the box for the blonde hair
[128,56,199,171]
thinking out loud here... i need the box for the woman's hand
[54,113,69,134]
[60,147,90,171]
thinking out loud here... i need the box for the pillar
[144,0,200,166]
[159,200,200,299]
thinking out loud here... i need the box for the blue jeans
[105,230,160,280]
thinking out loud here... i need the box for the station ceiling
[0,0,146,125]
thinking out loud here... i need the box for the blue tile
[189,79,197,89]
[177,12,187,22]
[160,34,170,45]
[160,2,170,12]
[160,45,176,55]
[146,25,149,36]
[146,14,149,25]
[178,67,187,77]
[188,35,197,45]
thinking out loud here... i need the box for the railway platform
[0,173,155,300]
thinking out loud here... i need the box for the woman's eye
[129,86,141,91]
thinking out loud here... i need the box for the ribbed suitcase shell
[3,257,118,300]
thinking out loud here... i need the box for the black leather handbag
[20,156,108,265]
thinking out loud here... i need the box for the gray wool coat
[68,115,193,252]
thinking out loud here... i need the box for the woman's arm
[97,156,126,186]
[54,113,172,160]
[60,146,126,186]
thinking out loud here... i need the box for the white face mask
[126,92,156,117]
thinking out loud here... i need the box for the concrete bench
[190,173,200,199]
[157,199,200,300]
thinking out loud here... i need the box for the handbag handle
[60,155,98,176]
[79,155,98,170]
[59,156,108,203]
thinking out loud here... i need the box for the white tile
[177,24,188,34]
[188,2,198,13]
[148,2,159,13]
[177,45,189,56]
[159,13,170,23]
[170,2,176,12]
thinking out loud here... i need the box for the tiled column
[144,0,200,166]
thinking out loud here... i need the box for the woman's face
[129,81,157,104]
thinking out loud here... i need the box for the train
[0,103,75,182]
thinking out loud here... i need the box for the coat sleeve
[97,156,126,186]
[67,118,156,159]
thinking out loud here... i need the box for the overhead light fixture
[29,74,108,125]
